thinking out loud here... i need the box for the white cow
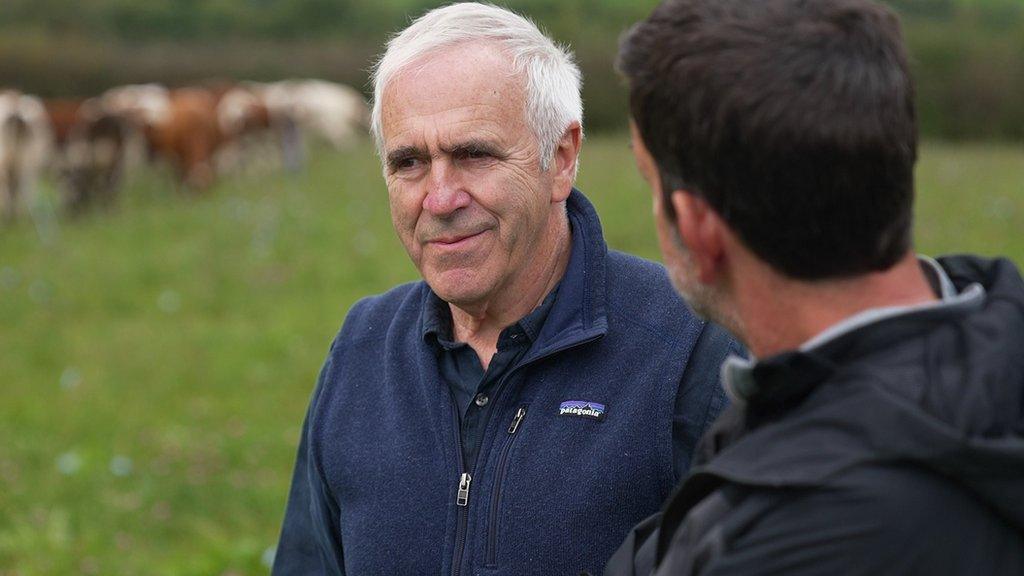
[260,79,369,151]
[96,83,172,172]
[0,91,52,222]
[98,83,171,127]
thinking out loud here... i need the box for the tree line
[1,0,1021,140]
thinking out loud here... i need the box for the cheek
[388,188,422,244]
[389,189,425,264]
[509,172,550,222]
[494,197,540,260]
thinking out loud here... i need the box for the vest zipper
[485,406,528,566]
[456,473,472,506]
[448,334,602,576]
[449,392,470,576]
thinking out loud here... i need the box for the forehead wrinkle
[380,46,531,155]
[385,56,520,117]
[385,131,506,163]
[388,113,510,155]
[383,47,527,114]
[398,40,521,92]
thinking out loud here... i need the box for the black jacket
[606,255,1024,576]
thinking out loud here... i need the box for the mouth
[428,229,489,249]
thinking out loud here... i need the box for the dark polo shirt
[423,284,560,467]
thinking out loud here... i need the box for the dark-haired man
[607,0,1024,574]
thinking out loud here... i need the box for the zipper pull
[508,407,527,434]
[456,473,472,506]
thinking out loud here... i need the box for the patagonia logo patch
[558,400,607,421]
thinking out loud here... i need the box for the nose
[422,160,471,217]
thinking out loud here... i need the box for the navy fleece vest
[274,190,722,575]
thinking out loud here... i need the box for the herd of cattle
[0,79,370,222]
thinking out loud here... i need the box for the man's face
[629,122,721,321]
[380,42,558,308]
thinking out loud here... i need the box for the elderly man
[272,3,736,575]
[607,0,1024,574]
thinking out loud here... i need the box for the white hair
[370,2,583,170]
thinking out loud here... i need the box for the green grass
[1,135,1022,575]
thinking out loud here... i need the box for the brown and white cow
[214,84,277,175]
[44,97,132,213]
[95,83,172,172]
[0,90,51,222]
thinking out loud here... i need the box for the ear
[669,191,726,285]
[550,121,583,203]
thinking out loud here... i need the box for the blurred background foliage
[2,0,1023,140]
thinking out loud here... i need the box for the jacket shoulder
[661,464,1022,575]
[605,250,702,340]
[312,281,424,416]
[332,280,425,348]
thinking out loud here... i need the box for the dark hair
[617,0,917,280]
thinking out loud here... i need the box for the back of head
[618,0,917,280]
[371,2,582,169]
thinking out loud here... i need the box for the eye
[389,155,424,174]
[454,146,499,165]
[396,157,419,169]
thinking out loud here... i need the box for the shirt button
[474,393,489,407]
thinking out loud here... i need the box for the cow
[98,83,172,129]
[215,84,278,176]
[0,90,51,223]
[258,79,369,169]
[43,98,85,150]
[95,83,172,172]
[43,97,131,213]
[142,87,224,190]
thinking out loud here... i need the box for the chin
[425,267,491,306]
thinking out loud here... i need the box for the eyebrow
[385,139,508,168]
[443,140,506,160]
[385,146,427,169]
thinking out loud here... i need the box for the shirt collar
[422,290,458,350]
[797,255,964,352]
[722,256,986,404]
[517,282,560,342]
[422,283,561,352]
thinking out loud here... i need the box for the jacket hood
[694,255,1024,530]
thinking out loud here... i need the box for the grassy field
[1,135,1022,575]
